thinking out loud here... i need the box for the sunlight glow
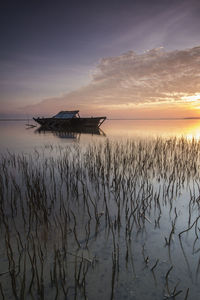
[183,121,200,141]
[181,93,200,103]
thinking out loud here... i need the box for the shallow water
[1,119,200,153]
[1,120,200,299]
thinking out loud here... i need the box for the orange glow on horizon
[102,119,200,140]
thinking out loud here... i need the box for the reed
[0,137,200,298]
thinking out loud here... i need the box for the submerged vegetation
[0,137,200,299]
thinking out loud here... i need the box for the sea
[1,119,200,300]
[1,119,200,153]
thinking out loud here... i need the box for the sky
[1,0,200,119]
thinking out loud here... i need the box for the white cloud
[26,46,200,117]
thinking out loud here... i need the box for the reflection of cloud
[26,46,200,117]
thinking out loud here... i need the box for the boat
[33,110,106,130]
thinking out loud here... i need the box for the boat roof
[53,110,79,119]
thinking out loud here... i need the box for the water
[1,119,200,299]
[1,119,200,153]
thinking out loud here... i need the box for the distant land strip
[109,117,200,120]
[107,117,200,121]
[0,117,200,121]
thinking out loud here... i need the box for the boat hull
[33,117,106,129]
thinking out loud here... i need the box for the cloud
[26,46,200,117]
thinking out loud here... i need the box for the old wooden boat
[33,110,106,130]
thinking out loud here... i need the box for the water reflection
[1,137,200,299]
[2,119,200,154]
[103,119,200,139]
[35,125,106,140]
[2,120,200,299]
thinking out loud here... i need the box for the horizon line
[1,117,200,121]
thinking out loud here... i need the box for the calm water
[1,119,200,153]
[1,120,200,299]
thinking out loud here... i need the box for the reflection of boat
[35,126,106,139]
[33,110,106,130]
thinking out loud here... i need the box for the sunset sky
[1,0,200,119]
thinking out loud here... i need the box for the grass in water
[0,137,200,299]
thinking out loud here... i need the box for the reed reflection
[1,136,200,299]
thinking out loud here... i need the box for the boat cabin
[53,111,80,119]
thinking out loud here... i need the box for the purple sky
[1,0,200,118]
